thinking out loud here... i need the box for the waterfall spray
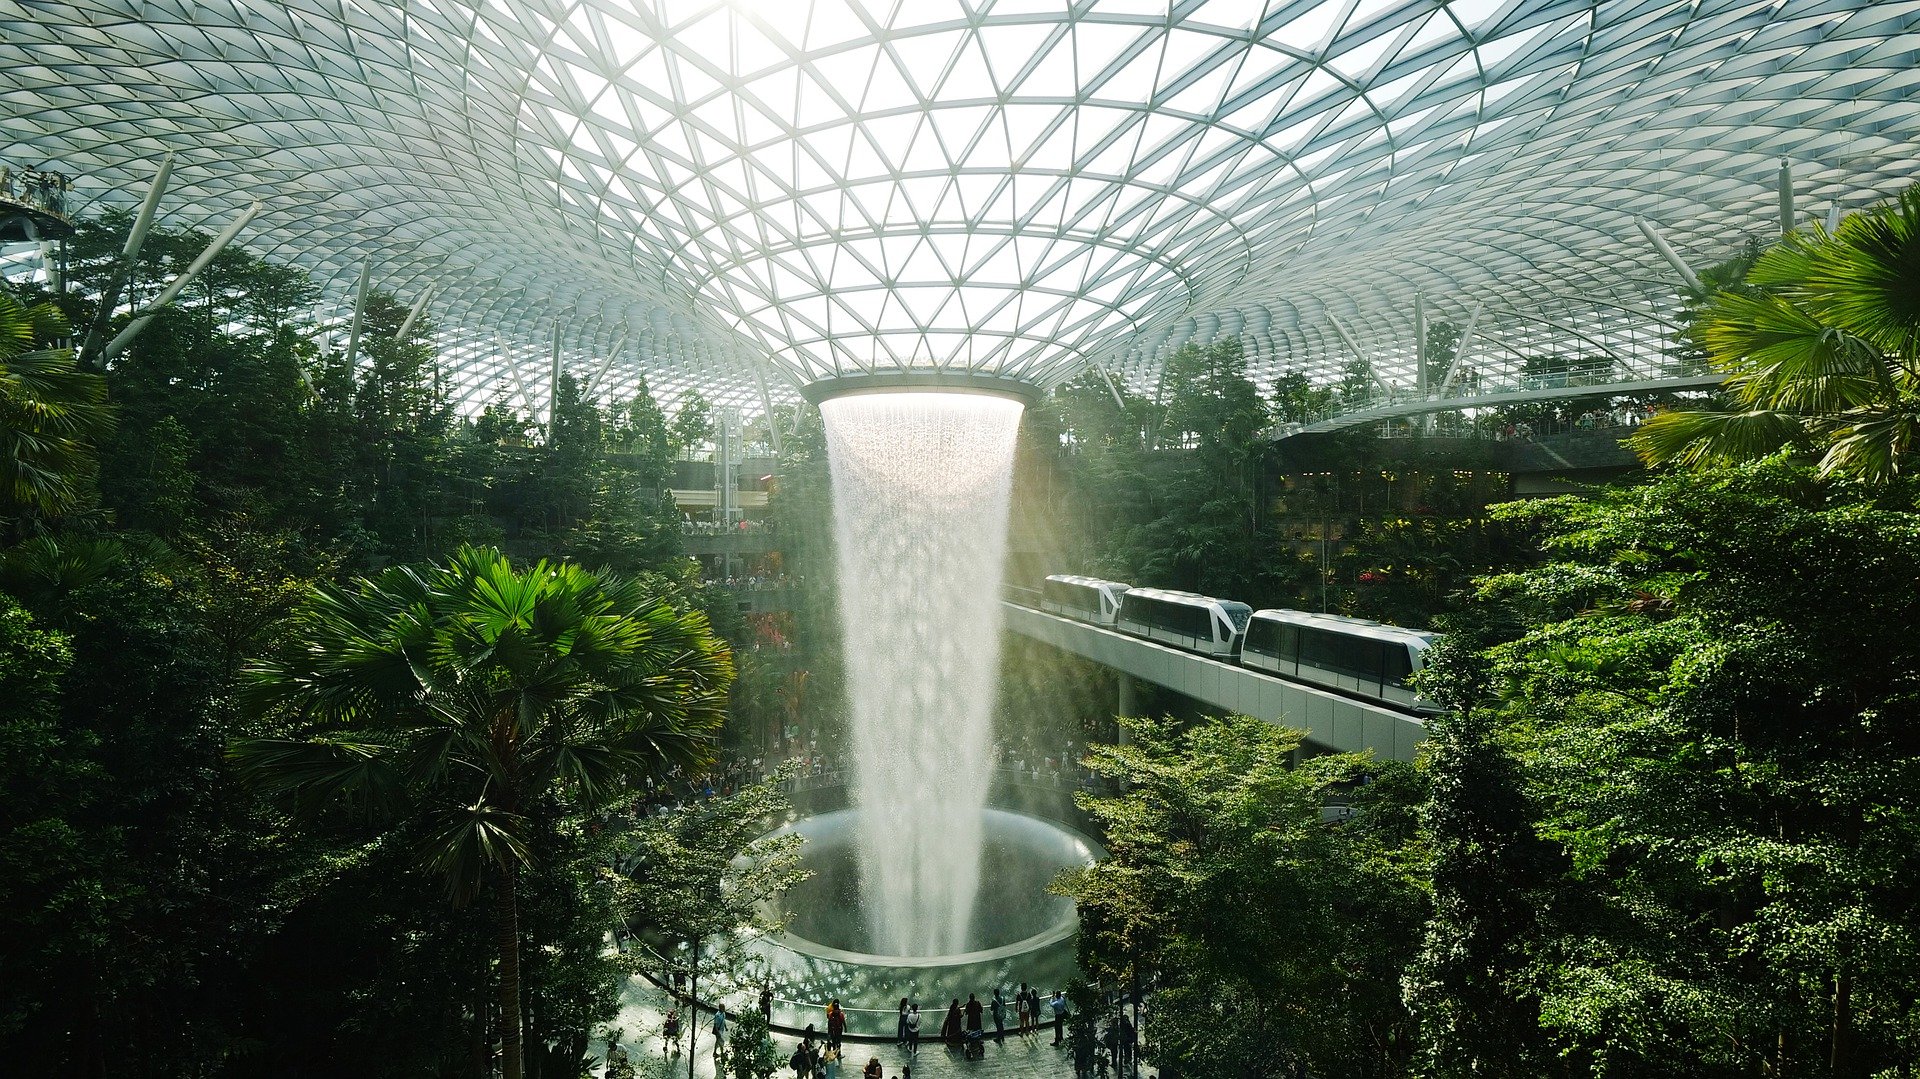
[819,391,1024,956]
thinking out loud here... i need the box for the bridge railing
[1265,357,1722,438]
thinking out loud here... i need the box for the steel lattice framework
[3,0,1919,415]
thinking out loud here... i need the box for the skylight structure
[2,0,1918,414]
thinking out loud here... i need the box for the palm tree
[0,290,113,523]
[1632,183,1920,482]
[231,545,732,1079]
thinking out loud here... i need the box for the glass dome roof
[3,0,1918,414]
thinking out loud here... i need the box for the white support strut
[101,200,263,362]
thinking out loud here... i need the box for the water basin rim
[759,807,1103,967]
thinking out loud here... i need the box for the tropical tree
[614,766,807,1079]
[1063,715,1426,1079]
[0,290,112,524]
[1632,182,1920,481]
[232,545,733,1079]
[1414,460,1920,1077]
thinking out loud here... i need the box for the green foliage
[615,765,808,961]
[1063,715,1426,1079]
[1423,319,1463,390]
[1337,354,1376,405]
[1270,368,1337,424]
[236,545,733,896]
[1635,182,1920,481]
[1421,458,1920,1077]
[0,209,748,1077]
[725,1008,782,1079]
[670,390,715,459]
[0,289,112,525]
[235,545,733,1079]
[1339,514,1521,626]
[0,593,85,1051]
[1045,339,1291,602]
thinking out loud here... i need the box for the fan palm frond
[1760,184,1920,360]
[0,291,113,517]
[415,800,533,904]
[1703,292,1891,413]
[1817,403,1920,484]
[1629,408,1809,470]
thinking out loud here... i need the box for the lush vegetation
[1056,183,1920,1079]
[1635,185,1920,481]
[0,214,753,1078]
[6,171,1917,1079]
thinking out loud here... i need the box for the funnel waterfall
[820,392,1024,957]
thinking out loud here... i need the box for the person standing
[1016,982,1031,1034]
[823,1045,842,1079]
[1050,990,1068,1046]
[826,998,846,1051]
[991,988,1006,1041]
[789,1037,815,1079]
[896,997,910,1045]
[906,1003,921,1052]
[965,993,983,1037]
[760,986,775,1026]
[941,999,962,1046]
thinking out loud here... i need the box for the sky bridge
[1002,600,1426,763]
[1272,371,1728,441]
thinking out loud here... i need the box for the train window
[1302,629,1386,679]
[1333,634,1369,677]
[1044,580,1083,610]
[1300,627,1339,670]
[1167,599,1198,633]
[1360,639,1388,683]
[1382,644,1414,686]
[1244,618,1290,652]
[1246,620,1279,655]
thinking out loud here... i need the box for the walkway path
[1272,372,1724,440]
[607,977,1091,1079]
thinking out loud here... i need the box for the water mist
[819,391,1024,957]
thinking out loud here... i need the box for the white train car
[1241,609,1441,713]
[1040,575,1132,625]
[1114,587,1252,659]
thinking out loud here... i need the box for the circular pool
[706,807,1100,1037]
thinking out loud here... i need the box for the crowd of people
[683,515,778,536]
[0,165,72,216]
[704,571,797,592]
[627,985,1146,1079]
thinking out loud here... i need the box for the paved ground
[606,977,1094,1079]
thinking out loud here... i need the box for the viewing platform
[0,168,77,243]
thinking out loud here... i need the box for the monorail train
[1040,575,1131,624]
[1113,587,1252,659]
[1242,609,1441,713]
[1038,574,1442,713]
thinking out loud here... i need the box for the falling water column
[819,391,1025,957]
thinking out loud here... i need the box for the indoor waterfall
[819,391,1025,957]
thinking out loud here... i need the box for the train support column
[1116,672,1137,724]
